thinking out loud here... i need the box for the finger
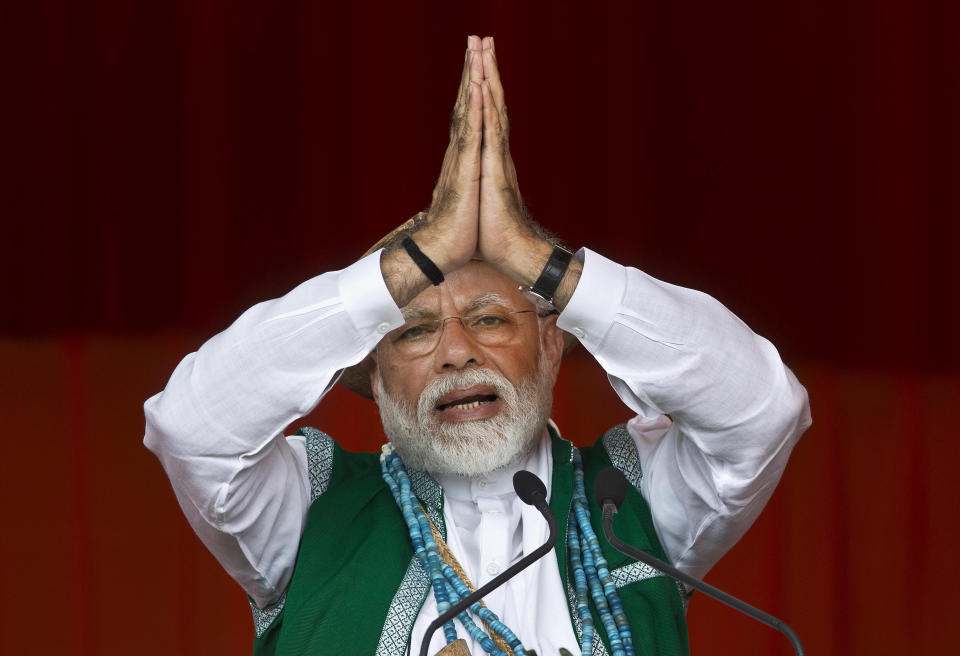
[447,81,483,164]
[465,81,483,151]
[469,35,484,85]
[481,80,503,158]
[481,41,507,119]
[451,37,484,134]
[456,52,475,109]
[456,37,474,102]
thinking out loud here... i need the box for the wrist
[413,222,473,274]
[551,254,582,311]
[494,234,555,287]
[380,247,431,307]
[402,237,445,286]
[519,242,578,311]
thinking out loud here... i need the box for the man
[144,36,810,656]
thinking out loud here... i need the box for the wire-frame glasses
[388,310,538,357]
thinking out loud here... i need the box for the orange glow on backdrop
[2,339,957,654]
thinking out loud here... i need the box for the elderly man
[145,35,810,656]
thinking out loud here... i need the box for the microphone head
[594,467,629,510]
[513,470,547,506]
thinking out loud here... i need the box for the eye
[469,314,509,329]
[397,322,437,341]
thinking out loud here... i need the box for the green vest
[251,425,689,655]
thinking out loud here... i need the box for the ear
[361,353,381,403]
[539,314,565,381]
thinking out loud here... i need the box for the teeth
[450,400,480,410]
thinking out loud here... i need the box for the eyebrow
[400,306,435,321]
[400,293,513,321]
[463,293,512,313]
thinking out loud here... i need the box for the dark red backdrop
[1,1,958,654]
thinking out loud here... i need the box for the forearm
[559,248,811,572]
[380,229,472,307]
[560,248,808,451]
[485,232,584,310]
[143,251,403,593]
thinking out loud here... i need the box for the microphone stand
[418,473,558,656]
[601,504,805,656]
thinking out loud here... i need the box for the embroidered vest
[251,426,689,656]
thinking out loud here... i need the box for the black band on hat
[402,236,444,286]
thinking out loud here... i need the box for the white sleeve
[142,250,404,608]
[556,248,811,579]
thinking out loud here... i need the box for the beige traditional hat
[339,213,578,399]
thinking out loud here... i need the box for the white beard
[376,355,554,476]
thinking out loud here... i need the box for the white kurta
[143,247,811,653]
[415,427,574,656]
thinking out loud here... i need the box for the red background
[2,0,958,653]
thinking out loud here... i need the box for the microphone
[593,467,806,656]
[513,469,548,507]
[593,464,628,509]
[418,470,558,656]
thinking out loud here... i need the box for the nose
[432,316,485,372]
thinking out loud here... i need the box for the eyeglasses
[388,309,539,357]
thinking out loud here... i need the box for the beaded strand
[381,443,636,656]
[566,510,596,653]
[384,452,500,648]
[570,448,636,656]
[381,446,526,656]
[381,451,459,643]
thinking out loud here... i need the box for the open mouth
[433,385,501,417]
[436,393,498,411]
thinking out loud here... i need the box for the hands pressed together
[382,35,572,307]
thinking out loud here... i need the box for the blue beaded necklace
[380,444,635,656]
[568,449,635,656]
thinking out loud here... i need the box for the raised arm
[558,251,811,578]
[473,36,810,579]
[469,37,582,308]
[381,35,486,306]
[143,36,488,608]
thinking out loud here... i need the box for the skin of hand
[476,36,582,309]
[367,36,573,412]
[382,35,581,310]
[381,35,485,306]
